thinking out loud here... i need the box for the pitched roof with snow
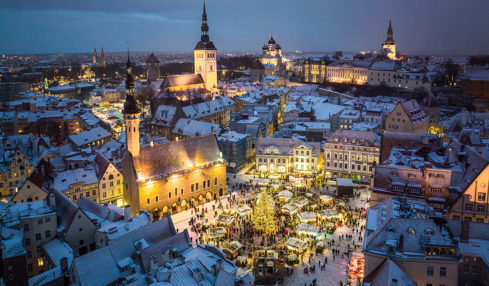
[399,100,429,124]
[172,118,221,137]
[161,74,204,88]
[132,134,221,179]
[68,126,112,147]
[145,53,160,64]
[419,92,441,108]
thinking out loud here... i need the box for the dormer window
[425,229,434,235]
[407,228,415,234]
[386,226,396,233]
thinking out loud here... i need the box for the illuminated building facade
[303,58,327,83]
[324,129,380,182]
[261,33,283,74]
[326,60,371,84]
[255,138,321,179]
[194,2,217,92]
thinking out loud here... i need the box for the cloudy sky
[1,0,488,55]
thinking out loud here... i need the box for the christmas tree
[253,188,276,234]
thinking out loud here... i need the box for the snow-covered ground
[170,167,370,286]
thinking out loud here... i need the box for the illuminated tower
[100,47,106,67]
[123,45,140,157]
[93,47,98,63]
[382,18,396,59]
[194,1,217,92]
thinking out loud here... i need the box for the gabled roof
[399,100,429,124]
[132,134,221,179]
[419,92,441,108]
[161,74,204,88]
[145,53,160,64]
[92,152,111,179]
[77,196,121,222]
[47,189,82,231]
[362,258,416,286]
[251,58,265,70]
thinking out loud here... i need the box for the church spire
[385,18,395,45]
[93,47,98,63]
[123,40,139,115]
[200,0,209,42]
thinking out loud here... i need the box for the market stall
[296,212,317,223]
[292,197,309,208]
[277,190,293,202]
[297,223,320,236]
[325,222,336,234]
[281,203,299,214]
[235,204,252,216]
[285,237,309,253]
[206,227,227,239]
[236,256,247,267]
[318,209,339,220]
[348,252,365,285]
[215,214,234,225]
[286,254,298,265]
[222,241,243,259]
[319,195,333,205]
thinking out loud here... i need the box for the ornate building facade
[261,33,283,74]
[194,2,217,92]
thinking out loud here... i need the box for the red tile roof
[145,53,160,64]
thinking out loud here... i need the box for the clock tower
[123,47,140,157]
[382,18,396,59]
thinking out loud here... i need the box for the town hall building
[122,50,226,219]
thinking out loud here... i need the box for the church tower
[382,18,396,59]
[123,47,140,157]
[194,1,217,92]
[100,47,106,67]
[93,47,98,63]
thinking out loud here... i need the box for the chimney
[461,221,470,242]
[461,108,468,126]
[437,136,443,148]
[192,268,203,282]
[59,257,69,273]
[162,246,174,264]
[150,255,158,277]
[234,276,243,286]
[124,205,131,222]
[448,148,456,164]
[398,234,404,252]
[50,193,56,208]
[422,136,429,145]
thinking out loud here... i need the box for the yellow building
[194,2,217,92]
[385,99,429,133]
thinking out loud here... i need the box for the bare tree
[440,59,461,87]
[135,85,155,116]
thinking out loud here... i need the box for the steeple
[385,18,395,45]
[123,42,139,115]
[123,40,140,157]
[200,0,209,42]
[93,47,98,63]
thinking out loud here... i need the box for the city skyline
[1,0,488,56]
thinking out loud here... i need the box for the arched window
[109,175,114,180]
[425,229,434,235]
[386,226,396,233]
[407,228,415,234]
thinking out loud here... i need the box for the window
[27,251,32,260]
[38,219,43,225]
[175,188,177,196]
[463,265,469,273]
[427,266,434,276]
[79,240,84,246]
[181,189,184,195]
[191,184,194,193]
[156,196,159,202]
[215,178,218,186]
[45,231,51,239]
[38,258,44,267]
[477,205,485,213]
[207,180,210,188]
[476,218,484,223]
[28,264,33,273]
[147,198,150,205]
[169,192,172,199]
[24,224,29,232]
[35,233,41,241]
[440,267,446,277]
[465,203,473,212]
[203,181,206,189]
[103,192,107,198]
[472,266,478,275]
[196,183,199,191]
[102,183,106,189]
[478,193,486,201]
[37,245,42,255]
